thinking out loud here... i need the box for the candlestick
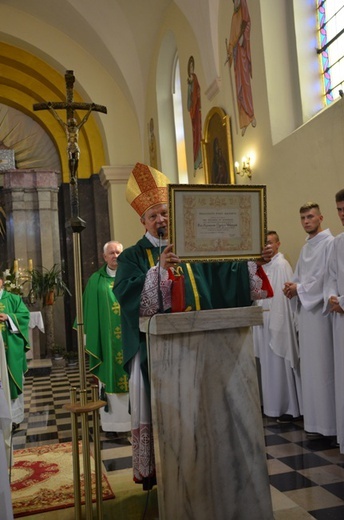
[13,259,18,273]
[28,259,33,272]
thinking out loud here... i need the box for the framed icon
[201,106,234,184]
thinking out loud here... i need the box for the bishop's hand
[160,244,180,270]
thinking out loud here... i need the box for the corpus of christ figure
[33,70,107,182]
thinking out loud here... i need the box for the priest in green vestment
[82,241,130,433]
[0,273,30,401]
[113,163,272,490]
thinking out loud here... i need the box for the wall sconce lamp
[235,156,252,179]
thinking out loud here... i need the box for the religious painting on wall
[187,56,203,172]
[148,117,158,169]
[201,106,235,185]
[226,0,256,137]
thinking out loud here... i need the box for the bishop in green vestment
[115,235,251,384]
[113,163,272,490]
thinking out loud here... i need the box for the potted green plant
[30,264,71,305]
[30,264,71,357]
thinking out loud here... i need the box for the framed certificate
[168,184,267,262]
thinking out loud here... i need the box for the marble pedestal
[140,307,273,520]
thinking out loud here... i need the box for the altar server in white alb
[253,231,302,421]
[323,188,344,451]
[284,202,336,439]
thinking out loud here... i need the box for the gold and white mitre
[126,162,170,217]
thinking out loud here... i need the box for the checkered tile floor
[264,417,344,519]
[12,362,133,479]
[12,362,344,519]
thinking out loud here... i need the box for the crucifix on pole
[34,70,107,227]
[34,69,107,386]
[33,70,107,520]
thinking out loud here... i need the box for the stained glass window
[316,0,344,104]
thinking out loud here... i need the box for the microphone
[157,227,165,313]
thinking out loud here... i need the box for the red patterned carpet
[10,442,115,518]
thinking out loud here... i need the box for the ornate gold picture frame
[169,184,267,262]
[201,106,235,184]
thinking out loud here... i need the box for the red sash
[256,265,274,298]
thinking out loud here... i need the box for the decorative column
[99,165,142,247]
[2,169,61,270]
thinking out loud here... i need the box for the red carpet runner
[10,442,115,518]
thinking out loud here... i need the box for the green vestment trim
[0,291,30,399]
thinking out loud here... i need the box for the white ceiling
[0,0,219,126]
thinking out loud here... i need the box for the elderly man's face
[141,203,168,238]
[104,242,123,270]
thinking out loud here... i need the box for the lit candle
[13,259,18,273]
[28,259,33,272]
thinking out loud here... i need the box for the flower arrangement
[2,268,25,295]
[1,259,33,297]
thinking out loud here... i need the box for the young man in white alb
[284,203,336,439]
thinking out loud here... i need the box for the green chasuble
[83,263,129,394]
[113,235,251,388]
[0,290,30,399]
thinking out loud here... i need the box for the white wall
[142,0,344,268]
[2,0,344,267]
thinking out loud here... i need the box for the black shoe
[329,436,340,448]
[277,414,293,423]
[305,431,323,439]
[142,475,157,491]
[293,415,303,422]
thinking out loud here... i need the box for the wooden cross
[34,69,107,121]
[33,70,107,225]
[33,69,107,179]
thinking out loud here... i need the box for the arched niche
[0,42,106,182]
